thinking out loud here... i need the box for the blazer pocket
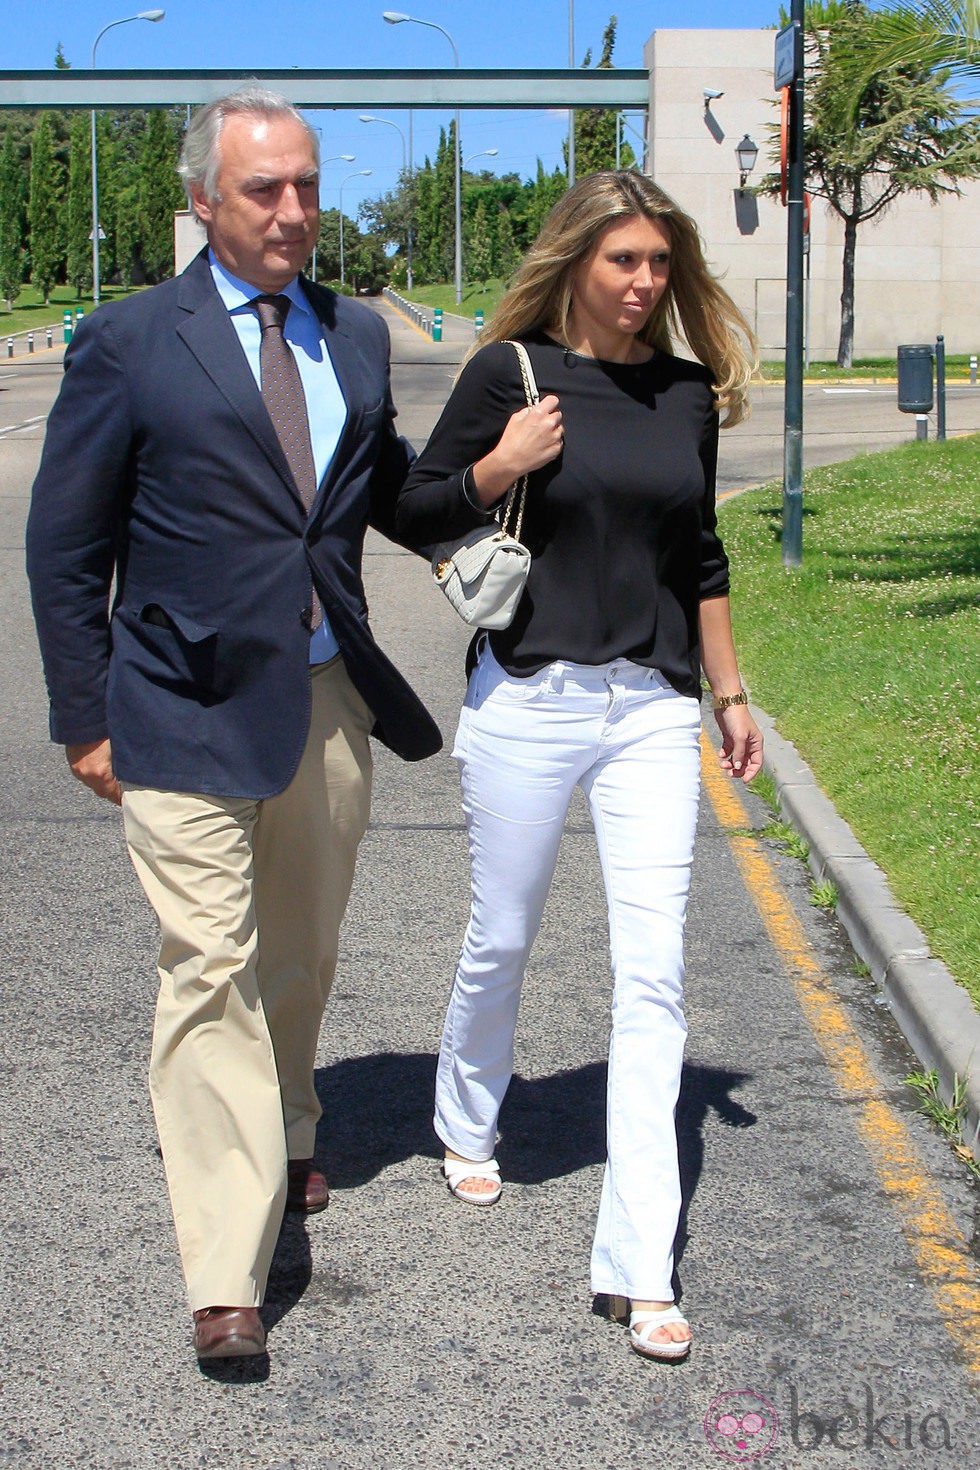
[115,604,228,703]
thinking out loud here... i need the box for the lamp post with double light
[359,113,414,290]
[90,9,165,307]
[312,151,356,282]
[462,150,498,288]
[339,169,372,287]
[383,10,462,304]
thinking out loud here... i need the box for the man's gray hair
[178,85,320,219]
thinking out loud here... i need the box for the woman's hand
[713,705,764,783]
[470,394,563,507]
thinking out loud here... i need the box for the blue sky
[10,1,784,217]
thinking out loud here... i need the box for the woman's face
[571,214,672,346]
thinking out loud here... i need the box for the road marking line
[700,733,980,1378]
[0,414,47,437]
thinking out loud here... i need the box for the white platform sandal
[442,1155,502,1206]
[629,1303,692,1362]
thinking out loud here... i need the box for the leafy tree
[316,207,345,282]
[138,110,184,280]
[768,0,980,365]
[28,114,62,304]
[572,17,637,175]
[65,113,92,298]
[345,232,389,294]
[358,168,413,281]
[0,128,25,306]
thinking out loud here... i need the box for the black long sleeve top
[396,330,730,698]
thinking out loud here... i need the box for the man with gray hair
[26,86,440,1362]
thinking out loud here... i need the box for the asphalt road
[1,318,977,1469]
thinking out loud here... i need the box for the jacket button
[299,607,313,629]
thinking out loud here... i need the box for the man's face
[191,112,320,293]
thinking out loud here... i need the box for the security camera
[703,89,724,106]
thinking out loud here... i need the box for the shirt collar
[208,250,313,320]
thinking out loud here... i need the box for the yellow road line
[700,732,980,1378]
[384,298,434,342]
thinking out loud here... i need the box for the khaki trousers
[121,658,373,1310]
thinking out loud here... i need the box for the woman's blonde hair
[472,170,757,427]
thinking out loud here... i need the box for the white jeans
[436,645,702,1301]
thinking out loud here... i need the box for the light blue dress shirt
[210,252,346,664]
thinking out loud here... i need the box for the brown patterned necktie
[253,293,321,629]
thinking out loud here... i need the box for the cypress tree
[138,110,184,280]
[29,114,62,304]
[65,113,92,298]
[493,205,520,281]
[465,195,493,285]
[0,127,25,307]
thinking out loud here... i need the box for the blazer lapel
[176,256,301,504]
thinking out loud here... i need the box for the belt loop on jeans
[545,661,566,695]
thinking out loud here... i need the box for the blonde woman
[396,171,762,1362]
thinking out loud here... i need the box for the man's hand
[65,739,122,806]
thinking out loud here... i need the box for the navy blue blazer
[26,252,441,798]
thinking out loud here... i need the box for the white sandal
[629,1303,692,1362]
[442,1155,502,1206]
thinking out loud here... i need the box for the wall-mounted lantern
[735,133,759,188]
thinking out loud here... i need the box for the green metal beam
[0,68,649,110]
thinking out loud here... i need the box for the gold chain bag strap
[431,340,539,630]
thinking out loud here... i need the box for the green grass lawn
[721,435,979,1003]
[0,283,144,338]
[398,280,506,320]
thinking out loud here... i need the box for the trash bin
[897,344,934,413]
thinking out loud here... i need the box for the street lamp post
[359,113,414,290]
[383,11,462,305]
[312,150,356,282]
[90,9,165,308]
[339,170,372,287]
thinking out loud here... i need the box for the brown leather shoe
[286,1157,329,1214]
[193,1306,266,1360]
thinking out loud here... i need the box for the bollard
[63,309,72,344]
[433,306,443,343]
[75,308,84,324]
[971,354,977,387]
[474,308,484,337]
[46,327,52,349]
[28,331,33,353]
[6,337,12,358]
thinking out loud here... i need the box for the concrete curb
[754,705,980,1153]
